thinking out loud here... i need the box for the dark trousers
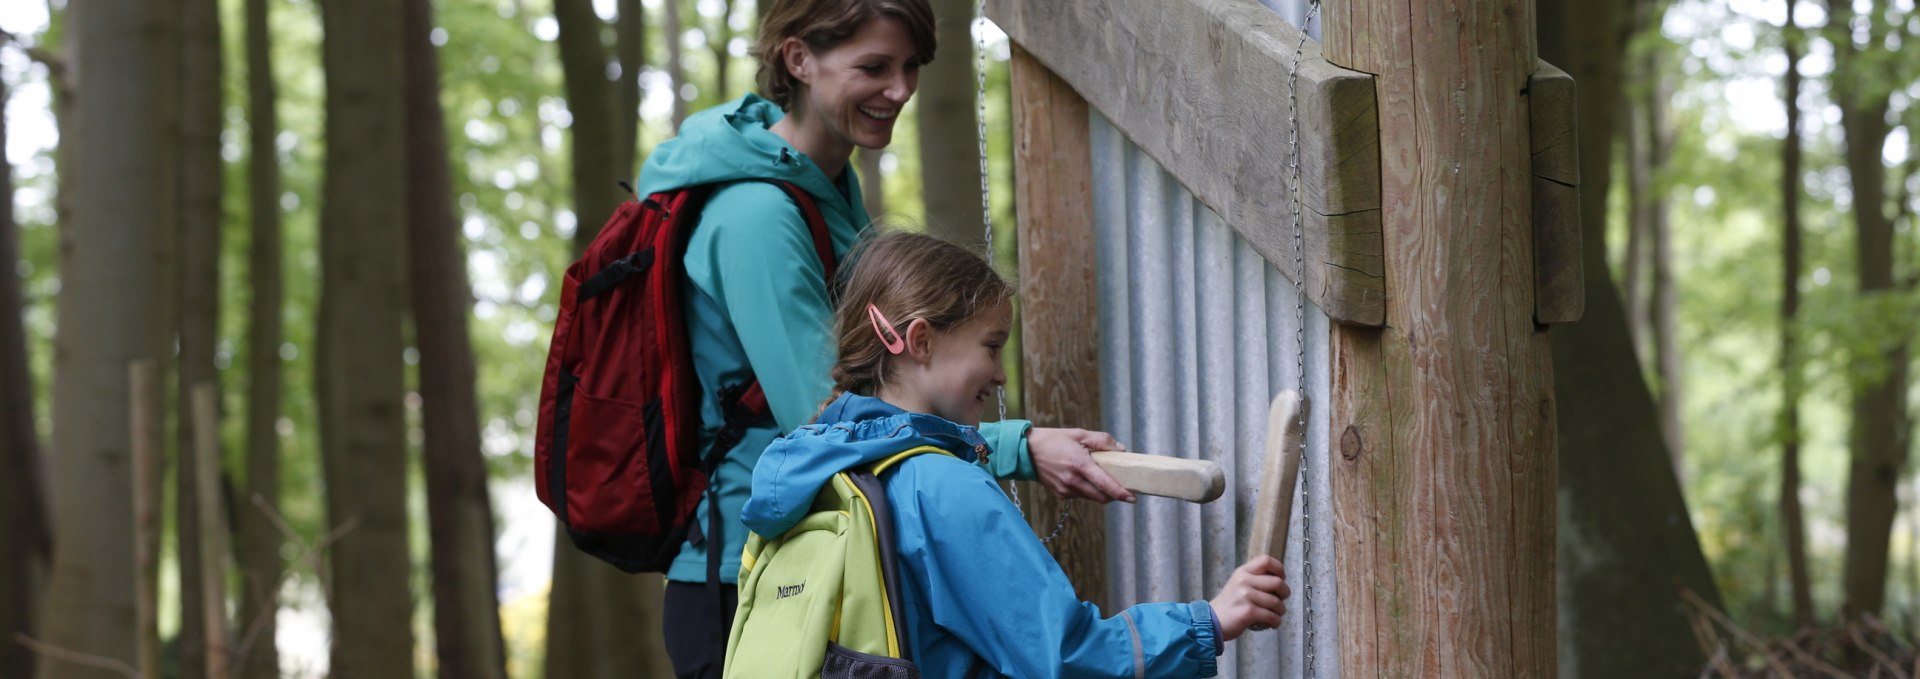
[663,580,740,679]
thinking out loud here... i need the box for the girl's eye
[859,63,885,75]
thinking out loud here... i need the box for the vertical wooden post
[192,383,230,679]
[1324,1,1558,675]
[1010,44,1107,611]
[131,361,162,679]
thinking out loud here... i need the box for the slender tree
[857,147,885,219]
[1538,0,1724,674]
[665,0,688,129]
[0,73,53,679]
[916,0,982,243]
[551,2,675,677]
[1645,51,1684,477]
[1622,97,1650,360]
[1830,0,1909,621]
[1778,0,1814,630]
[233,0,286,674]
[175,0,226,673]
[710,0,735,102]
[617,0,646,178]
[37,0,178,675]
[317,0,414,672]
[402,0,511,675]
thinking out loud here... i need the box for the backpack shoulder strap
[843,445,955,662]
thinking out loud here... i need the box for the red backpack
[536,179,834,573]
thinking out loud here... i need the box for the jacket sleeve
[894,457,1219,678]
[691,185,839,433]
[976,420,1035,480]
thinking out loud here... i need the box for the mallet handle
[1091,451,1225,503]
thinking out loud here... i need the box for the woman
[633,1,1134,676]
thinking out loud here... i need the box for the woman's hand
[1027,427,1135,503]
[1209,556,1290,641]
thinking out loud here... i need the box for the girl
[742,232,1291,677]
[636,1,1132,674]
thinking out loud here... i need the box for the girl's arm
[893,456,1221,678]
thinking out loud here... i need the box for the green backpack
[723,445,950,679]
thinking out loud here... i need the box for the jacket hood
[741,392,989,538]
[634,94,848,206]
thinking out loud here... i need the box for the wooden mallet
[1090,450,1225,503]
[1246,390,1308,631]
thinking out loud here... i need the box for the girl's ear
[781,38,814,85]
[902,318,935,365]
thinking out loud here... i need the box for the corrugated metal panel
[1089,48,1338,675]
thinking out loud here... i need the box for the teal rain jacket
[636,95,1038,584]
[744,393,1222,678]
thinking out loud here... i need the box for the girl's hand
[1028,427,1135,503]
[1209,556,1290,641]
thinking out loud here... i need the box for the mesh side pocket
[821,642,920,679]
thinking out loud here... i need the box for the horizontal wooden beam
[987,0,1385,326]
[1530,60,1584,324]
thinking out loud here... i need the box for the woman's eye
[859,63,885,75]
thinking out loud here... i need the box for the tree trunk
[234,0,286,673]
[916,0,983,244]
[403,0,511,675]
[1644,52,1683,477]
[317,0,415,673]
[857,148,885,220]
[1778,0,1814,630]
[175,0,226,673]
[1621,95,1649,362]
[557,0,624,249]
[665,0,687,130]
[616,0,645,180]
[1831,0,1905,620]
[710,0,734,103]
[552,3,676,677]
[38,0,178,675]
[0,74,52,679]
[1536,0,1725,675]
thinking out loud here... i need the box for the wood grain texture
[1530,60,1584,324]
[1247,392,1306,560]
[1324,0,1559,675]
[1010,46,1108,611]
[988,0,1386,326]
[1090,452,1225,503]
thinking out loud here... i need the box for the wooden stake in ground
[192,383,230,679]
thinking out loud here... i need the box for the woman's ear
[902,318,934,365]
[780,38,813,85]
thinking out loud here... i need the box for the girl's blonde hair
[829,230,1013,398]
[751,0,937,111]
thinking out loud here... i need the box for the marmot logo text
[777,582,805,599]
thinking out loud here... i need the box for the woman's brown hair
[829,230,1013,399]
[751,0,937,110]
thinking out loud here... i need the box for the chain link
[974,0,1071,545]
[1288,2,1321,675]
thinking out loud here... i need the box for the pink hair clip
[867,303,907,355]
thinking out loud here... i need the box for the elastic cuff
[1190,600,1219,677]
[980,419,1035,480]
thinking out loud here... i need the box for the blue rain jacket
[636,95,1037,584]
[744,393,1222,678]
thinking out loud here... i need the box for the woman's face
[789,16,922,152]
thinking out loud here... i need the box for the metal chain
[975,0,1071,545]
[1288,2,1321,675]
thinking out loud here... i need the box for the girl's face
[786,17,921,155]
[908,299,1011,427]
